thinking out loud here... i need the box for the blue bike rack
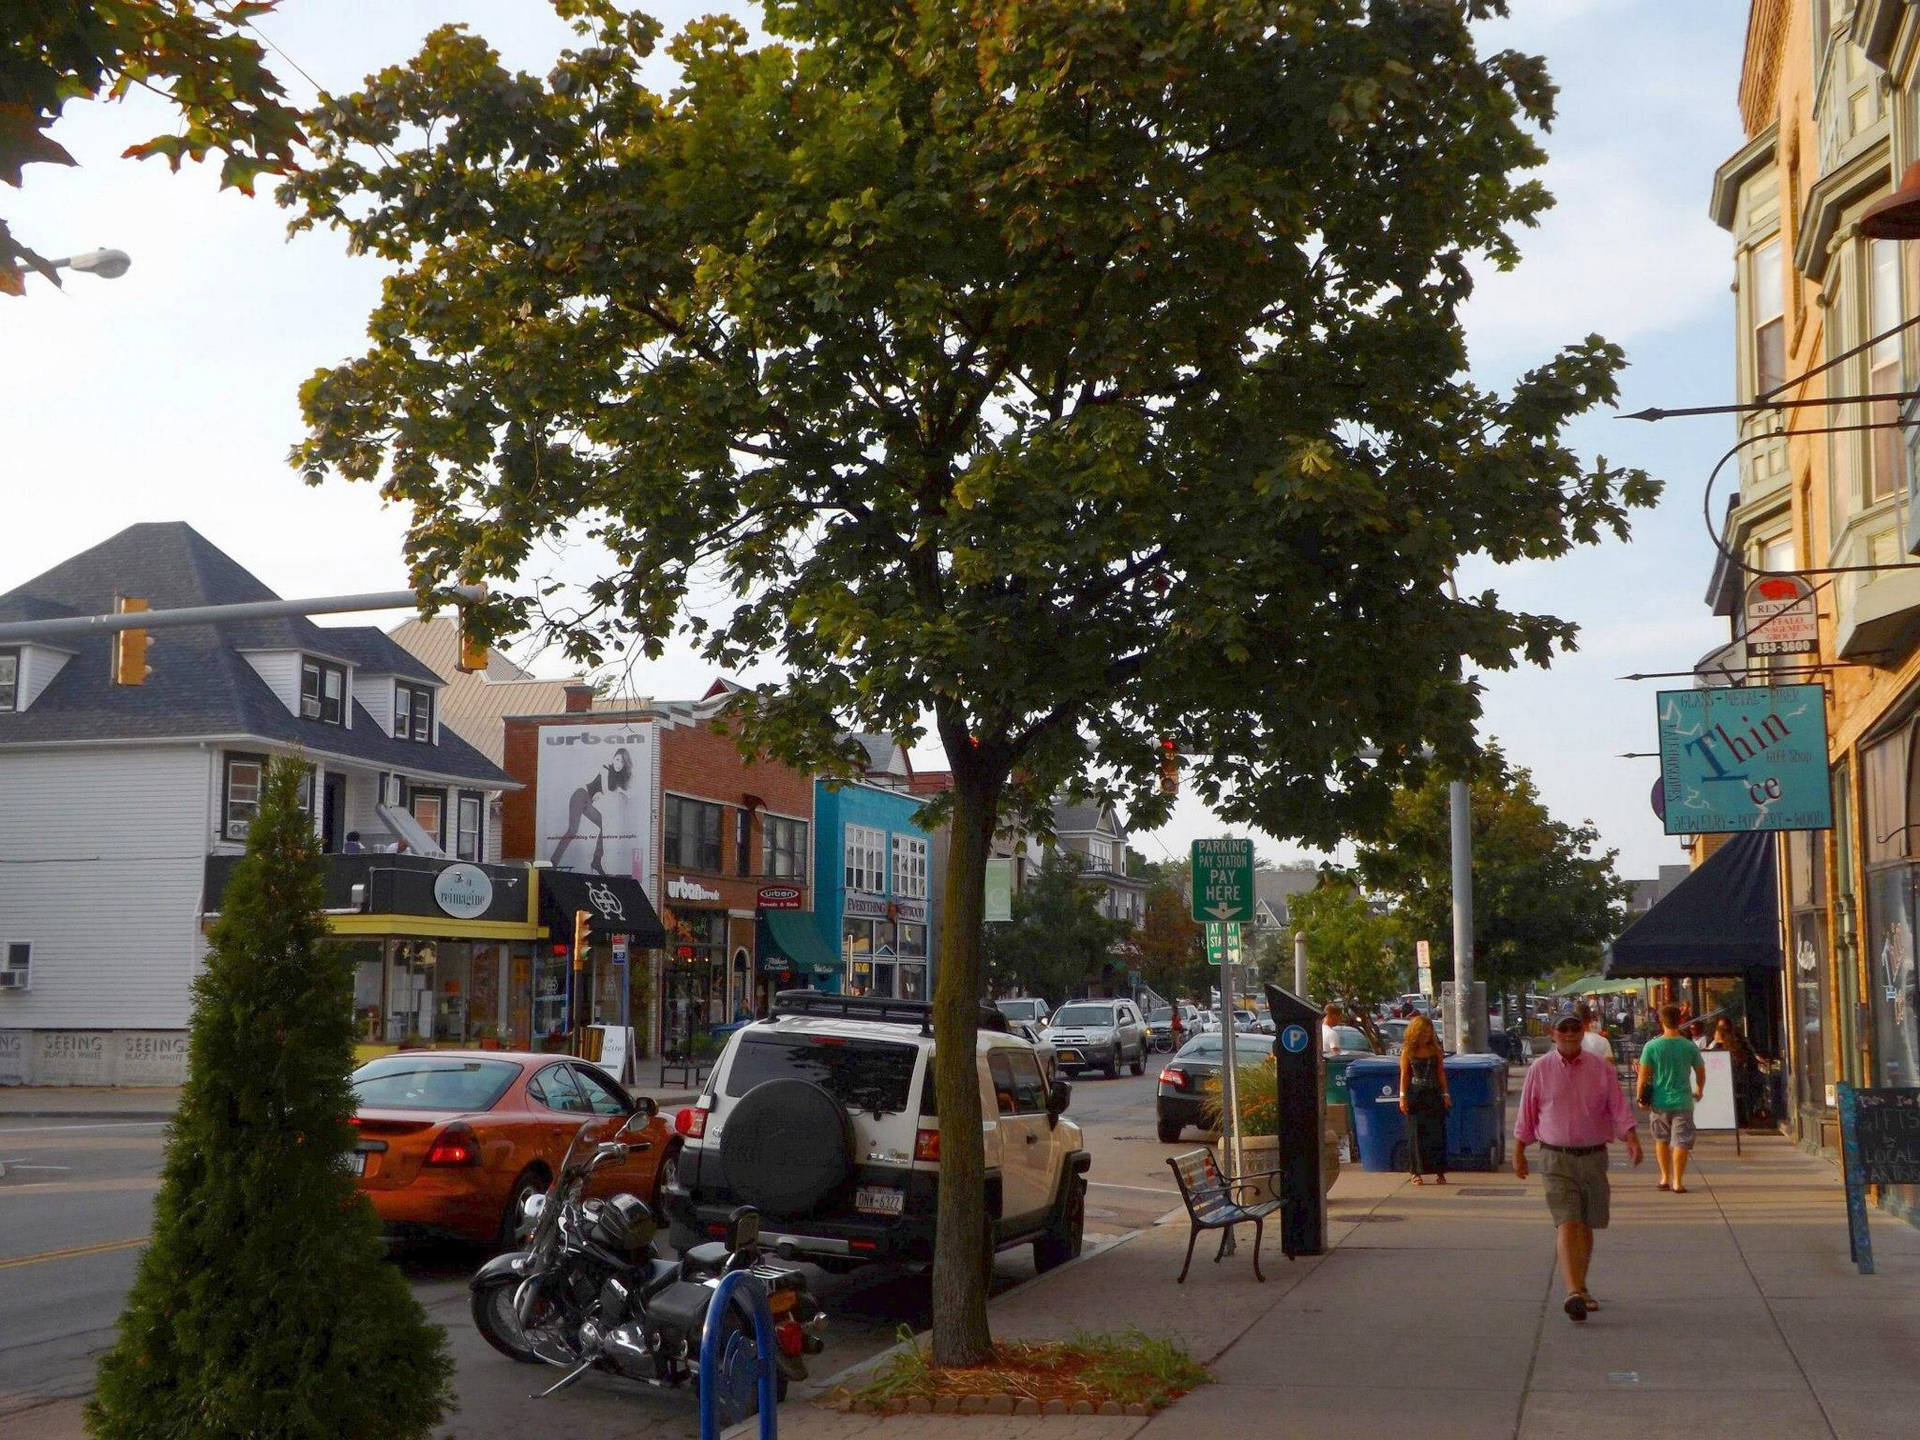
[697,1271,779,1440]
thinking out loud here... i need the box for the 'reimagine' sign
[1656,684,1831,834]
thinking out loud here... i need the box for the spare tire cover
[720,1079,854,1216]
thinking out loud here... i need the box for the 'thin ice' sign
[1656,684,1832,835]
[1191,838,1255,923]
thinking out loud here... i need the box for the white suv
[1044,999,1148,1078]
[661,992,1090,1275]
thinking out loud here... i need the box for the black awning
[539,870,665,947]
[1604,830,1782,978]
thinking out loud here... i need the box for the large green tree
[1125,880,1208,1009]
[1291,874,1407,1030]
[89,760,451,1440]
[284,0,1656,1361]
[4,1,303,291]
[982,851,1126,1006]
[1355,752,1630,996]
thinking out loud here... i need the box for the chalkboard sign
[1850,1088,1920,1185]
[1835,1083,1920,1275]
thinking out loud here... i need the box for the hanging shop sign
[1655,684,1832,834]
[1693,635,1749,689]
[1743,574,1818,657]
[844,893,891,920]
[432,863,495,919]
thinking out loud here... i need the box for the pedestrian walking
[1514,1006,1643,1323]
[1398,1013,1450,1185]
[1577,1001,1614,1063]
[1636,1003,1706,1193]
[1321,1002,1347,1053]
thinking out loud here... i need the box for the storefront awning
[539,870,665,946]
[1548,974,1651,998]
[763,910,839,974]
[1604,831,1781,978]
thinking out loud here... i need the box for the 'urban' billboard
[1655,684,1831,835]
[535,721,658,884]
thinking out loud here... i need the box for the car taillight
[1158,1068,1187,1089]
[914,1127,941,1162]
[424,1128,478,1166]
[676,1106,708,1139]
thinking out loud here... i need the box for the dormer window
[0,650,16,712]
[300,658,345,725]
[394,682,434,742]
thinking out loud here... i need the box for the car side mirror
[1047,1077,1072,1122]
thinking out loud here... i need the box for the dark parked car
[1154,1031,1275,1144]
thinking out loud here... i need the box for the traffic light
[1158,737,1179,796]
[112,596,150,685]
[572,909,591,969]
[455,582,489,672]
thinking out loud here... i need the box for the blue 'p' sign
[1281,1024,1309,1054]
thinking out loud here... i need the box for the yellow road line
[0,1236,148,1270]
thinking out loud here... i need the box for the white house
[0,523,523,1084]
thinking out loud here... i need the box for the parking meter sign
[1191,838,1254,923]
[1205,922,1242,968]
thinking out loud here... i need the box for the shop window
[763,815,808,878]
[1786,827,1830,1113]
[845,824,886,893]
[664,795,724,872]
[1753,237,1786,398]
[300,657,345,725]
[456,793,483,862]
[897,922,926,958]
[223,753,266,840]
[0,650,16,712]
[395,681,433,742]
[893,834,929,899]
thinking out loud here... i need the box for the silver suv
[1044,1000,1148,1079]
[661,992,1090,1276]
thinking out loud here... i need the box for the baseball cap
[1551,1007,1584,1031]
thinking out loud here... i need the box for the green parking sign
[1204,922,1242,968]
[1191,838,1254,923]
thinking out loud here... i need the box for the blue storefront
[812,780,937,1000]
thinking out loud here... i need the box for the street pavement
[0,1068,1177,1440]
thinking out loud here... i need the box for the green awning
[1550,974,1649,998]
[763,910,840,974]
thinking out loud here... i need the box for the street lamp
[49,248,132,280]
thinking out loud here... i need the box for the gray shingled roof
[314,625,442,685]
[0,523,510,786]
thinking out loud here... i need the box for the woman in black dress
[1398,1014,1451,1185]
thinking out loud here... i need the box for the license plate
[1059,1050,1081,1063]
[347,1151,366,1176]
[854,1185,904,1216]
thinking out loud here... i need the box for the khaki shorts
[1537,1145,1610,1228]
[1650,1109,1696,1149]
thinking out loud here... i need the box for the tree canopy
[285,0,1658,1362]
[1355,752,1630,996]
[1125,880,1208,1009]
[3,1,303,291]
[982,851,1126,1006]
[1291,874,1407,1026]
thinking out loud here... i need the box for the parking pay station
[1263,983,1328,1256]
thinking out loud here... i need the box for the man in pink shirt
[1514,1006,1642,1323]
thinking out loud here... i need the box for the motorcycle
[469,1107,825,1421]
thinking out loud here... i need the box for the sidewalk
[786,1132,1920,1440]
[0,1086,182,1119]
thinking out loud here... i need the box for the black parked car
[1154,1031,1275,1144]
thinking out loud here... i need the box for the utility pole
[1449,778,1481,1053]
[1293,930,1309,999]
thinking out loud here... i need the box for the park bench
[1165,1146,1286,1284]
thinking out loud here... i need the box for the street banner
[1655,684,1831,834]
[984,858,1013,922]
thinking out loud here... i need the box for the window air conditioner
[0,971,27,991]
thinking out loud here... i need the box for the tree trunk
[928,761,1001,1367]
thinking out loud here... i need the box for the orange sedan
[349,1050,678,1247]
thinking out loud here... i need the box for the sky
[3,0,1750,881]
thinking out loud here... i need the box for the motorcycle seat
[680,1241,729,1274]
[642,1256,682,1297]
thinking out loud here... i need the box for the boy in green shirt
[1637,1003,1707,1193]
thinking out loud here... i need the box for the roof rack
[769,989,1009,1035]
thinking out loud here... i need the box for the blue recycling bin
[1347,1055,1408,1171]
[1442,1052,1509,1171]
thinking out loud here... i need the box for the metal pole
[1220,928,1243,1186]
[1449,779,1479,1054]
[1293,930,1309,999]
[0,584,487,644]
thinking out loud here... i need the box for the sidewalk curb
[0,1110,177,1121]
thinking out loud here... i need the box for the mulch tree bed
[829,1331,1209,1418]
